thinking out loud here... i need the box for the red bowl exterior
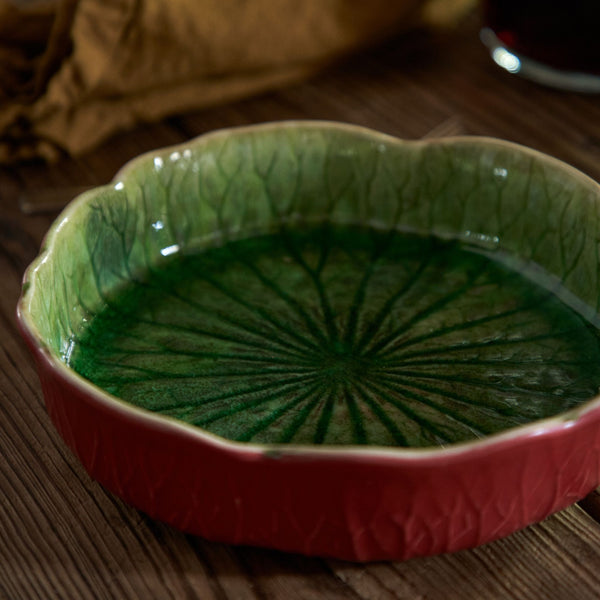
[19,319,600,561]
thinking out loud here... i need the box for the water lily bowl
[17,121,600,561]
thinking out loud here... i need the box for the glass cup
[480,1,600,92]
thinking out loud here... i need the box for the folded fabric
[0,0,471,163]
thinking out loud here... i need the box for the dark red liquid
[483,0,600,74]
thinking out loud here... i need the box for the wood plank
[327,507,600,600]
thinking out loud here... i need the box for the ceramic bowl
[17,122,600,561]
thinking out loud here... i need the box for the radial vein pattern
[70,224,600,448]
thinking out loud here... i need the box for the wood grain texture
[3,10,600,599]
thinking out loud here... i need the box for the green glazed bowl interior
[21,121,600,451]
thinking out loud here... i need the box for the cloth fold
[0,0,471,163]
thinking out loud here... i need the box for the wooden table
[3,10,600,599]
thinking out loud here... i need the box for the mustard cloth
[0,0,473,163]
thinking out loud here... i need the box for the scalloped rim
[17,120,600,462]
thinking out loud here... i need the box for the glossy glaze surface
[71,224,600,447]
